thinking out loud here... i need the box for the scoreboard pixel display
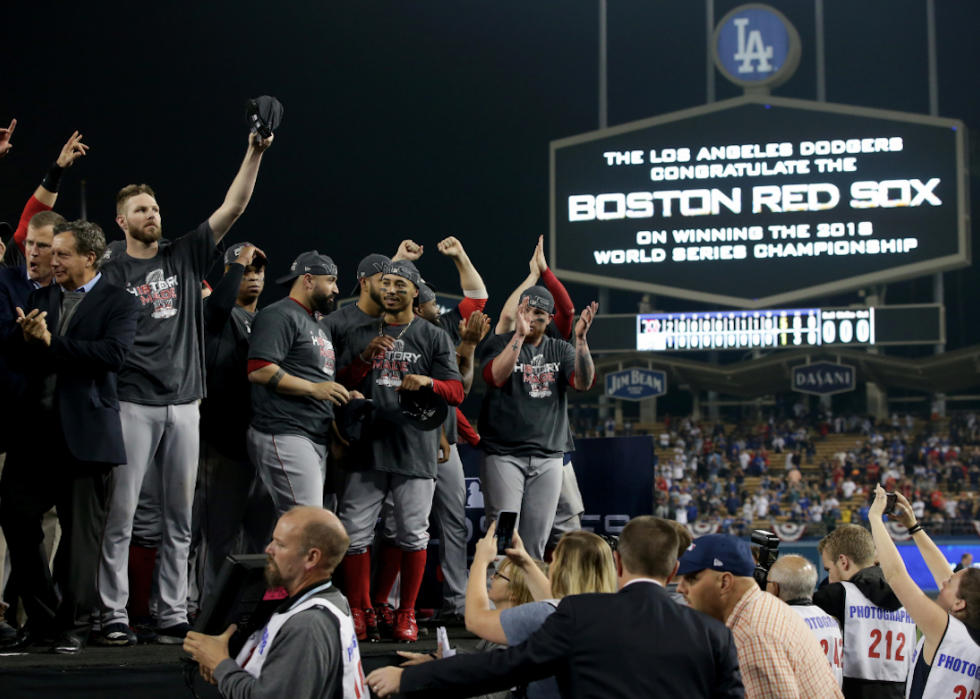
[550,95,969,309]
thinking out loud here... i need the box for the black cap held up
[246,96,283,139]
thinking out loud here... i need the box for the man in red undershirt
[334,260,464,643]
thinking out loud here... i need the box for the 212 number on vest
[868,629,907,661]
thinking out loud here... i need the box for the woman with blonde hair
[395,535,549,699]
[464,523,617,699]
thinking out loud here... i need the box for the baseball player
[193,243,276,609]
[334,260,463,643]
[479,287,597,560]
[372,236,490,628]
[95,131,274,646]
[495,237,583,557]
[246,251,352,516]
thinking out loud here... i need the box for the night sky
[3,0,979,360]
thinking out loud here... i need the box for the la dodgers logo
[733,17,773,74]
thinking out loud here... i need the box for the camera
[751,530,780,590]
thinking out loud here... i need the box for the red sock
[399,549,427,611]
[372,544,403,607]
[337,552,371,610]
[127,545,157,619]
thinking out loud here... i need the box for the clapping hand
[575,302,599,342]
[458,311,491,346]
[16,307,51,346]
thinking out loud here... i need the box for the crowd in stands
[650,408,980,534]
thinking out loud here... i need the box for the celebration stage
[0,626,482,699]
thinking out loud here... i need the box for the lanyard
[288,582,333,611]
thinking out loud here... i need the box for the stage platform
[0,626,482,699]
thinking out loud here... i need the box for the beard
[310,287,335,315]
[128,219,163,244]
[367,282,385,308]
[264,556,284,588]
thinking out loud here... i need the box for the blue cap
[676,534,756,577]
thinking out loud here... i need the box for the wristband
[908,524,923,536]
[428,653,438,660]
[41,162,65,193]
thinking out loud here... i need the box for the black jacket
[3,277,138,465]
[813,565,905,699]
[400,581,744,699]
[200,263,254,461]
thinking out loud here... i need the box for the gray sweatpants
[549,459,585,548]
[246,428,327,517]
[339,470,435,553]
[382,445,467,615]
[192,441,276,610]
[99,401,199,628]
[480,453,563,560]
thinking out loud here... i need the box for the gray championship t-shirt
[478,332,577,457]
[345,318,461,479]
[249,298,338,445]
[100,221,215,405]
[321,301,382,368]
[499,601,561,699]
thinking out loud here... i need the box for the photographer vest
[791,603,844,687]
[906,616,980,699]
[235,586,367,699]
[841,581,916,684]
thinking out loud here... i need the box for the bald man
[767,555,844,688]
[184,507,368,699]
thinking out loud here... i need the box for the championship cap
[519,286,555,315]
[335,398,376,444]
[350,253,391,296]
[246,96,283,139]
[275,251,338,287]
[675,534,756,577]
[418,283,437,306]
[223,242,267,267]
[381,260,424,288]
[398,388,448,431]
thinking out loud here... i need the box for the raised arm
[464,522,509,645]
[505,530,553,602]
[208,133,274,244]
[13,132,88,253]
[534,235,574,340]
[0,119,15,158]
[488,300,530,387]
[392,240,423,263]
[438,237,485,292]
[496,242,541,335]
[572,302,598,391]
[868,485,949,648]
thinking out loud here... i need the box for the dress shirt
[726,584,844,699]
[60,272,101,294]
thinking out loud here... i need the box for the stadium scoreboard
[550,95,969,309]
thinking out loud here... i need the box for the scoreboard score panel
[580,305,944,354]
[550,95,969,309]
[636,308,873,351]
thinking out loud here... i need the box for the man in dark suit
[366,516,744,699]
[0,219,138,654]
